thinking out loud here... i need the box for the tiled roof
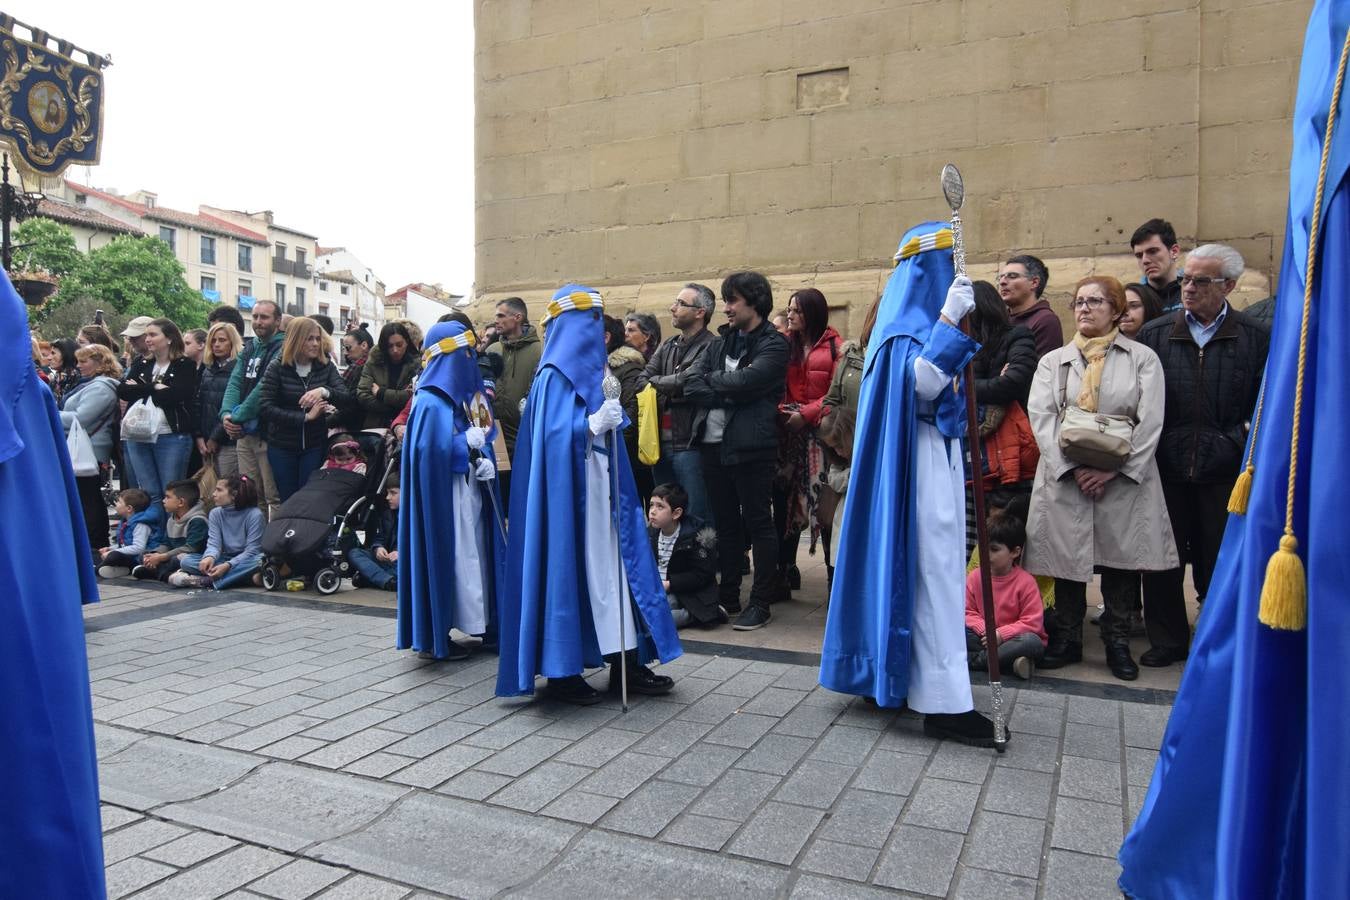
[36,198,140,235]
[65,181,271,245]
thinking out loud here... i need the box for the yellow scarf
[1072,328,1119,412]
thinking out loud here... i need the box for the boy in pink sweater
[965,513,1046,680]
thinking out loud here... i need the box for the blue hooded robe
[1119,4,1350,896]
[819,223,979,709]
[0,270,106,898]
[496,284,681,697]
[397,321,506,659]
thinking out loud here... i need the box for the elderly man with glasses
[1133,244,1270,667]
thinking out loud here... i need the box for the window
[201,275,216,292]
[200,235,216,265]
[340,307,351,331]
[275,241,287,260]
[158,226,176,252]
[319,280,329,291]
[296,287,306,312]
[339,284,349,296]
[239,279,252,298]
[239,245,252,272]
[318,303,330,318]
[276,284,286,306]
[295,247,306,266]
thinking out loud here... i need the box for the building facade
[36,196,140,251]
[200,207,319,320]
[473,0,1311,332]
[316,247,387,333]
[385,282,465,335]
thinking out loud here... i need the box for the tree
[60,235,212,329]
[13,218,81,278]
[31,295,128,343]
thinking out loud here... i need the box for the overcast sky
[25,1,475,294]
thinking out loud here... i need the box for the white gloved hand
[587,398,624,436]
[473,456,495,481]
[465,426,486,450]
[940,275,975,323]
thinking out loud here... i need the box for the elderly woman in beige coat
[1023,276,1177,682]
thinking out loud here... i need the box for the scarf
[1072,327,1119,412]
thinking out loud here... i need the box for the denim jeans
[180,552,261,590]
[267,445,325,503]
[348,547,396,588]
[653,445,712,525]
[124,432,193,509]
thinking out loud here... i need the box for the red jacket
[785,327,842,427]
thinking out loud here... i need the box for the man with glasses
[998,254,1062,358]
[638,283,717,524]
[1135,244,1269,667]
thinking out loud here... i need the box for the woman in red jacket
[775,288,842,598]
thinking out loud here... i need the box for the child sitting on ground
[169,474,265,590]
[322,434,368,475]
[965,511,1046,680]
[133,480,209,582]
[97,489,163,578]
[348,474,399,591]
[647,482,723,628]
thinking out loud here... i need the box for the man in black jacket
[1134,243,1270,666]
[684,271,788,631]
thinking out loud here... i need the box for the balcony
[294,261,312,279]
[271,256,294,275]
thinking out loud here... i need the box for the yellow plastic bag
[637,384,660,466]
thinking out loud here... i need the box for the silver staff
[941,163,1007,754]
[601,370,629,712]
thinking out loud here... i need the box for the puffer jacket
[1135,306,1269,484]
[785,326,842,426]
[257,358,351,451]
[684,319,789,466]
[59,375,120,463]
[196,357,236,446]
[973,324,1038,410]
[356,345,422,430]
[649,516,720,625]
[820,340,865,422]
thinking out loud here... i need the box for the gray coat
[59,375,120,463]
[1022,337,1179,583]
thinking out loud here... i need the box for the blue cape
[0,270,105,897]
[397,322,506,658]
[1120,5,1350,896]
[818,221,976,707]
[496,290,681,696]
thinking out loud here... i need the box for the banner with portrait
[0,17,106,177]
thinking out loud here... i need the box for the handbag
[66,418,99,477]
[121,397,166,443]
[636,384,660,465]
[1056,362,1133,470]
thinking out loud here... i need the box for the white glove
[587,398,623,436]
[941,275,975,323]
[465,426,486,450]
[473,456,495,481]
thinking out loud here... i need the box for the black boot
[786,565,801,590]
[923,710,1009,748]
[544,674,602,705]
[1039,641,1083,670]
[606,652,674,696]
[1104,642,1139,681]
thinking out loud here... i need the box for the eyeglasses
[1071,297,1109,310]
[1180,275,1228,287]
[997,272,1030,283]
[672,300,701,309]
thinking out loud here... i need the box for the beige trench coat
[1022,337,1179,583]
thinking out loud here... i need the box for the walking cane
[941,164,1007,754]
[601,371,629,712]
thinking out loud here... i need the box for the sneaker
[130,564,157,580]
[1012,656,1034,680]
[732,605,771,631]
[167,571,210,589]
[97,565,131,579]
[1089,602,1104,625]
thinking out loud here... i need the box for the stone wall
[473,0,1309,334]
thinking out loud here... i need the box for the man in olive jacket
[683,271,788,632]
[485,297,542,502]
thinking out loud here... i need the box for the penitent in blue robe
[0,270,105,898]
[1119,4,1350,896]
[496,286,681,697]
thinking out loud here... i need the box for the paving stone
[315,792,578,899]
[301,728,404,769]
[130,845,292,900]
[387,743,493,788]
[790,873,907,899]
[490,761,592,813]
[1010,702,1064,737]
[458,713,553,750]
[658,743,744,786]
[376,700,472,735]
[734,733,815,776]
[713,670,777,698]
[436,769,512,801]
[691,655,752,680]
[774,758,856,809]
[539,790,620,825]
[982,766,1053,820]
[1123,704,1171,750]
[98,735,259,810]
[953,866,1038,900]
[690,768,781,822]
[834,699,899,730]
[809,725,881,765]
[100,804,143,832]
[994,732,1062,774]
[1015,689,1067,709]
[704,712,779,749]
[535,705,621,740]
[1049,796,1125,857]
[143,830,239,867]
[162,761,408,852]
[104,856,176,899]
[554,727,643,767]
[676,691,746,725]
[902,777,982,833]
[851,749,926,796]
[1126,746,1159,788]
[599,779,702,837]
[1126,787,1146,828]
[302,706,400,741]
[1064,721,1122,762]
[259,735,328,760]
[384,719,483,758]
[577,751,669,799]
[1066,695,1120,728]
[314,873,411,900]
[875,720,940,756]
[510,830,789,899]
[225,696,323,730]
[815,789,902,849]
[964,810,1046,878]
[659,813,742,852]
[799,839,879,882]
[1059,754,1124,804]
[926,741,994,783]
[771,702,841,739]
[94,723,143,760]
[632,719,714,757]
[726,800,824,865]
[873,824,964,896]
[247,859,348,900]
[102,817,188,863]
[1042,849,1125,899]
[342,751,415,779]
[180,719,250,744]
[606,698,683,734]
[475,734,571,777]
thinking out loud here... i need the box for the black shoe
[1104,643,1139,681]
[786,565,801,590]
[350,573,367,589]
[131,564,157,581]
[720,599,743,616]
[1140,645,1187,667]
[732,605,771,631]
[1039,642,1082,670]
[607,654,674,696]
[382,576,397,593]
[923,711,1009,748]
[544,675,602,705]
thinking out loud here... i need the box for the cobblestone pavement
[87,584,1167,898]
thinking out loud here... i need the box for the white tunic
[449,474,488,637]
[582,432,638,655]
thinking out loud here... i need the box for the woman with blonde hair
[61,344,123,552]
[257,316,351,500]
[196,322,244,478]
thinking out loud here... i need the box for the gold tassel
[1259,534,1307,631]
[1227,465,1254,515]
